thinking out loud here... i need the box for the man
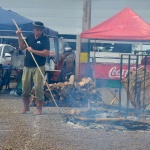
[16,21,50,115]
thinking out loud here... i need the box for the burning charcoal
[119,120,150,130]
[65,114,75,123]
[81,109,97,117]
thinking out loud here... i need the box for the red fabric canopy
[81,7,150,41]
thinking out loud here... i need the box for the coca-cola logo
[109,67,136,78]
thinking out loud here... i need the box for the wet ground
[1,93,150,150]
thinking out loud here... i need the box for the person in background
[16,21,50,115]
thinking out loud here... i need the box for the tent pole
[139,42,143,63]
[75,34,81,81]
[92,40,96,85]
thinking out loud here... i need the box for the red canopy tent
[79,7,150,81]
[81,7,150,41]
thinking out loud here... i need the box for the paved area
[0,93,150,150]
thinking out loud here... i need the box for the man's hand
[26,47,34,53]
[16,28,22,36]
[16,28,26,50]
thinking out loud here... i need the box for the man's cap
[33,21,45,29]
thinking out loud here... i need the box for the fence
[120,53,150,115]
[79,52,150,115]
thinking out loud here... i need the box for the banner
[92,63,150,80]
[79,63,150,80]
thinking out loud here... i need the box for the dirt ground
[1,88,150,150]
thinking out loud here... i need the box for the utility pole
[75,0,91,80]
[82,0,91,32]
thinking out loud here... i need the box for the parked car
[0,44,16,65]
[46,37,76,82]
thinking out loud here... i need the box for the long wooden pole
[12,19,58,107]
[82,0,91,32]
